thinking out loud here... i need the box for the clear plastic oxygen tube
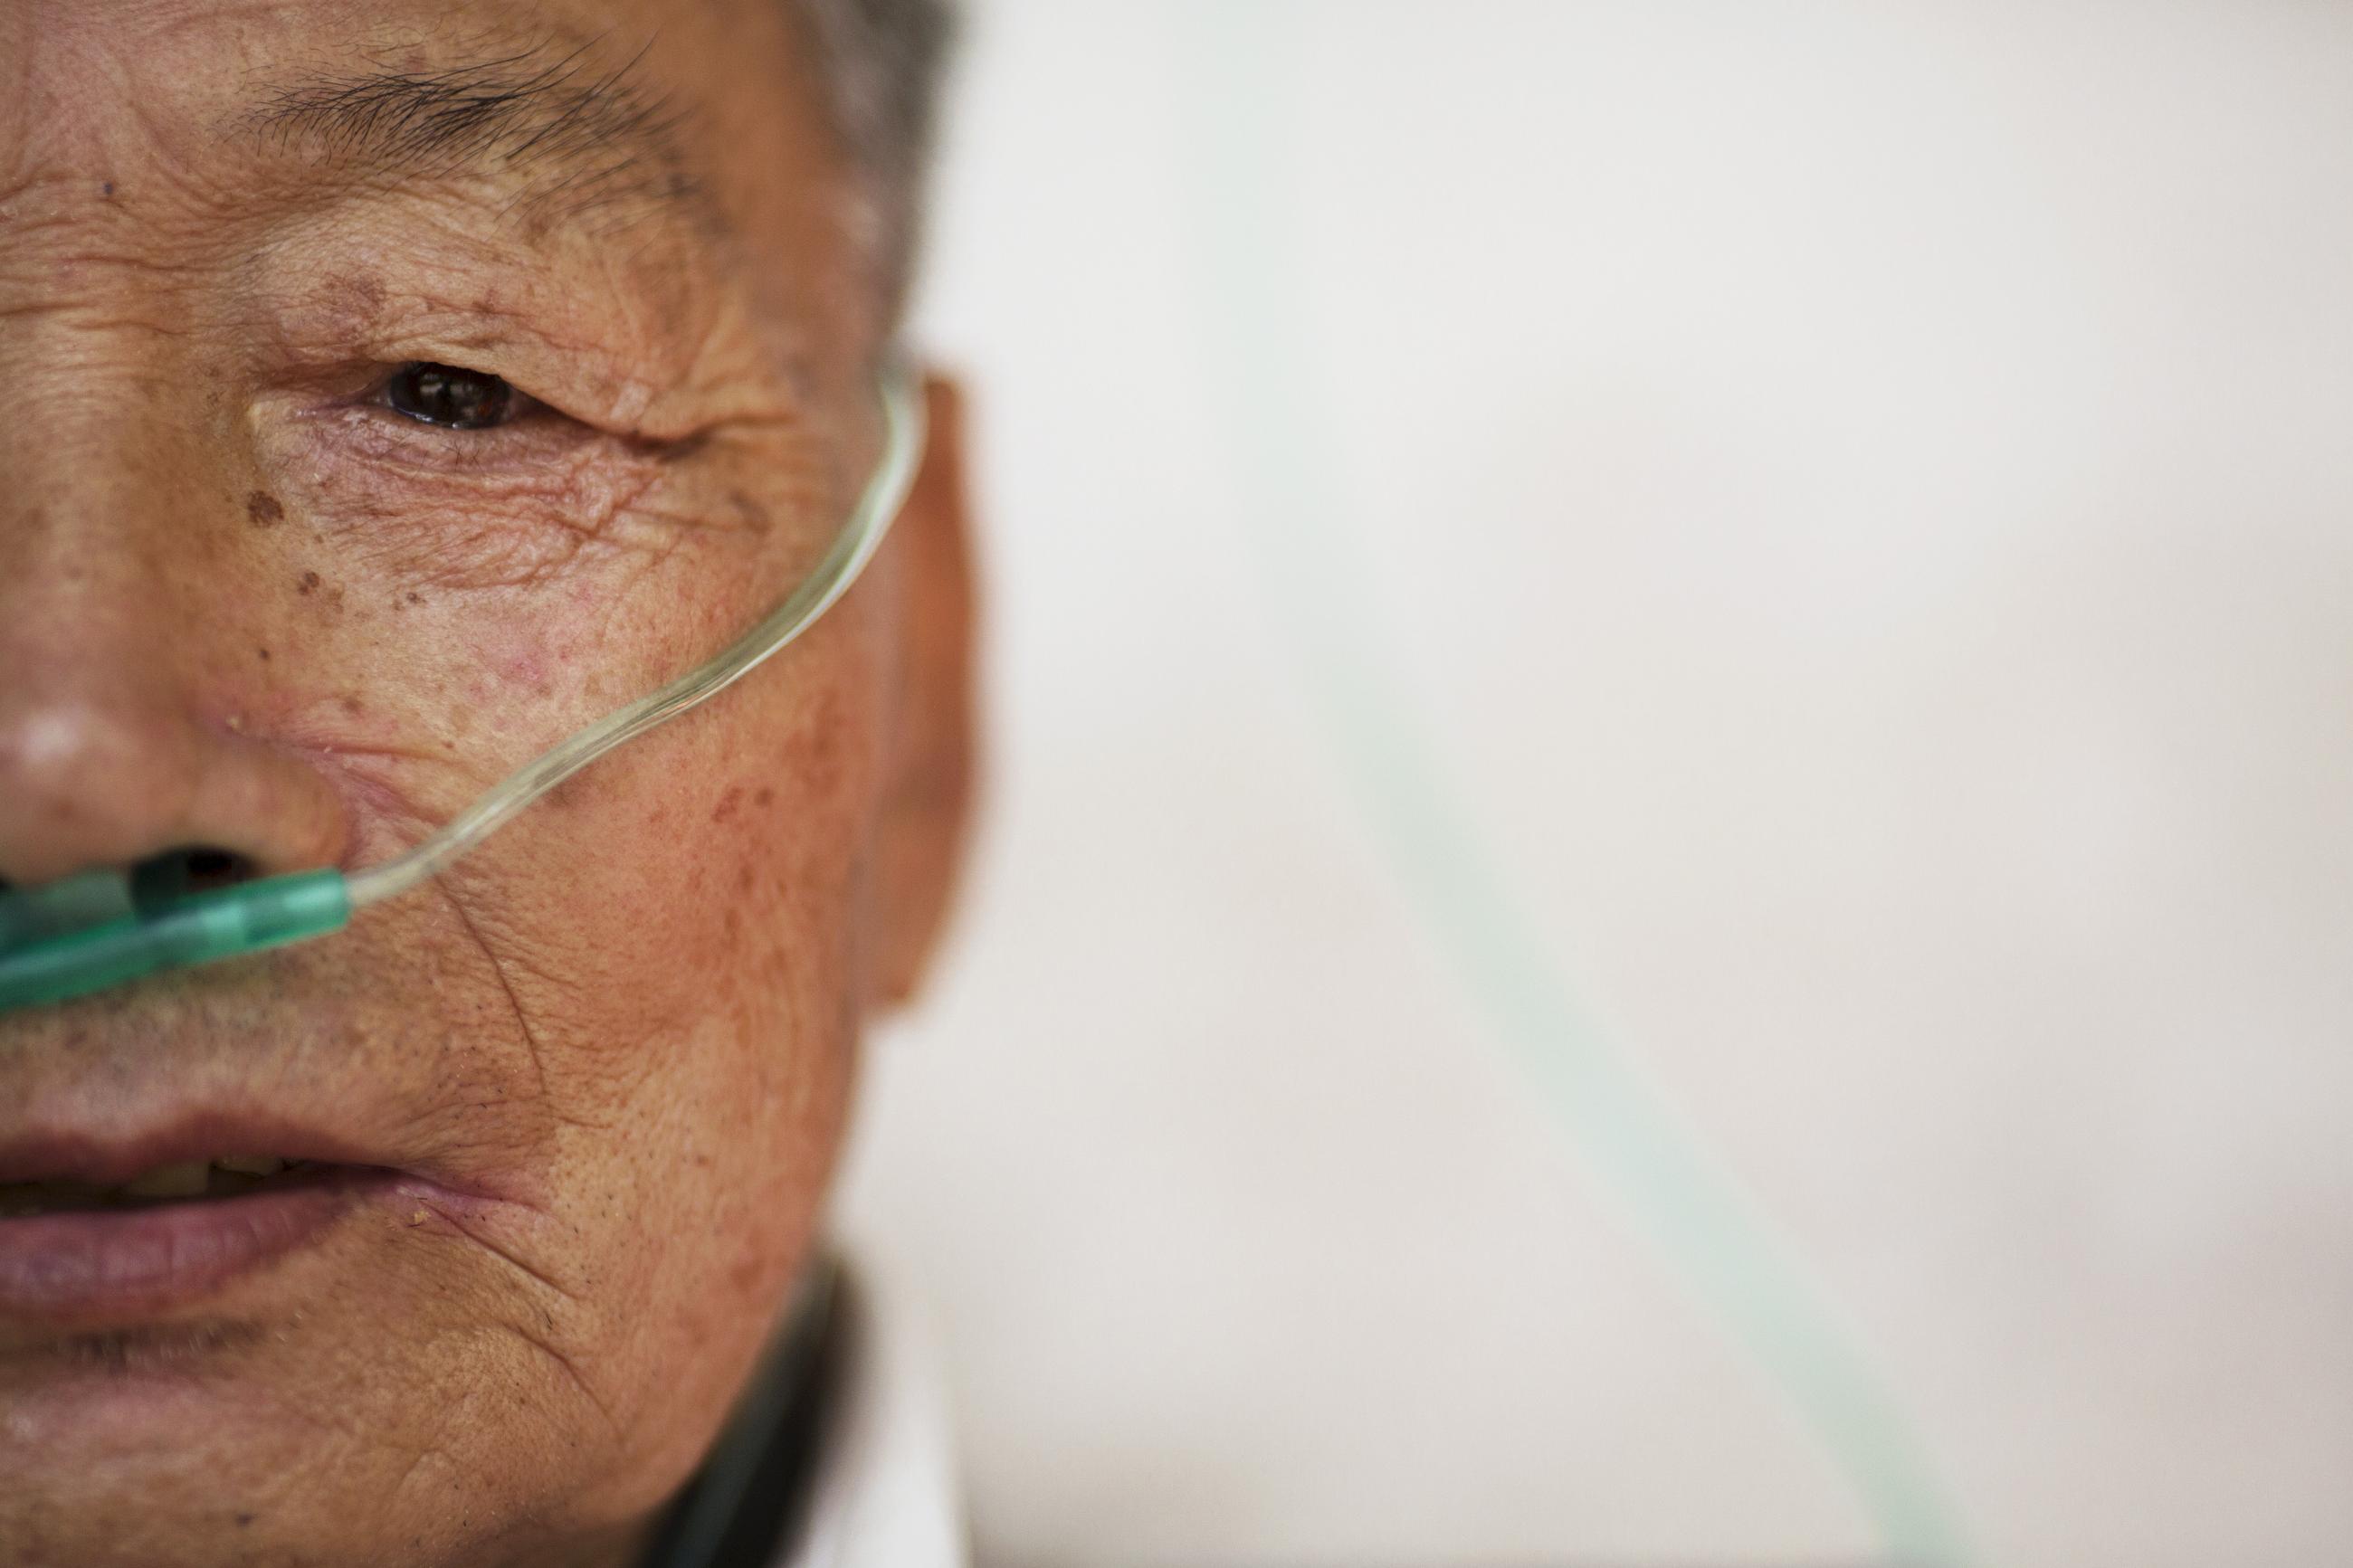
[1178,8,1977,1564]
[0,357,927,1014]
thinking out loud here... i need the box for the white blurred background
[834,2,2353,1563]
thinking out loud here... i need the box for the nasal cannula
[0,359,925,1014]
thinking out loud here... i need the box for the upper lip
[0,1112,390,1189]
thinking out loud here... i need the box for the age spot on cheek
[246,490,285,527]
[295,571,348,613]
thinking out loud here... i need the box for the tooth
[214,1156,287,1177]
[121,1161,211,1199]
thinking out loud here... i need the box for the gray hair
[789,0,957,322]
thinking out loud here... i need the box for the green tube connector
[0,366,921,1020]
[0,870,352,1012]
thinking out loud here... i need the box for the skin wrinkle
[267,280,666,399]
[0,301,197,337]
[0,215,220,279]
[0,5,975,1566]
[443,894,557,1111]
[351,1331,485,1556]
[595,523,693,622]
[411,1193,579,1307]
[262,736,471,877]
[510,1317,623,1438]
[249,276,818,597]
[378,1418,452,1518]
[306,451,774,606]
[424,862,660,1142]
[242,186,759,435]
[247,34,715,239]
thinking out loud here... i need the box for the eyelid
[297,312,720,440]
[365,364,552,427]
[310,337,763,452]
[319,323,617,427]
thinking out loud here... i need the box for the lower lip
[0,1169,391,1322]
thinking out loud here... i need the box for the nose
[0,228,351,899]
[0,682,348,894]
[0,529,350,897]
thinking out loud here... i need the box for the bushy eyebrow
[246,38,712,232]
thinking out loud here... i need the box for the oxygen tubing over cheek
[0,357,927,1015]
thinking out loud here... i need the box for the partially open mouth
[0,1154,394,1322]
[0,1156,338,1218]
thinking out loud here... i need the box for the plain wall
[836,3,2353,1563]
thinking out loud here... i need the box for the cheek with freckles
[0,2,904,1560]
[19,606,898,1565]
[367,633,888,1537]
[255,404,809,598]
[69,398,887,1556]
[213,388,843,872]
[379,520,881,1419]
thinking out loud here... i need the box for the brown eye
[386,362,514,430]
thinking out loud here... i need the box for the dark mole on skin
[256,646,272,662]
[100,181,114,198]
[297,571,321,595]
[246,490,285,527]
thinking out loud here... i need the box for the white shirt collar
[777,1256,967,1568]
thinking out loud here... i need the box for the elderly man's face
[0,2,972,1563]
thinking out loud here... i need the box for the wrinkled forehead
[0,0,846,328]
[16,6,637,180]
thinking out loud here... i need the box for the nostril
[129,847,262,910]
[181,849,248,889]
